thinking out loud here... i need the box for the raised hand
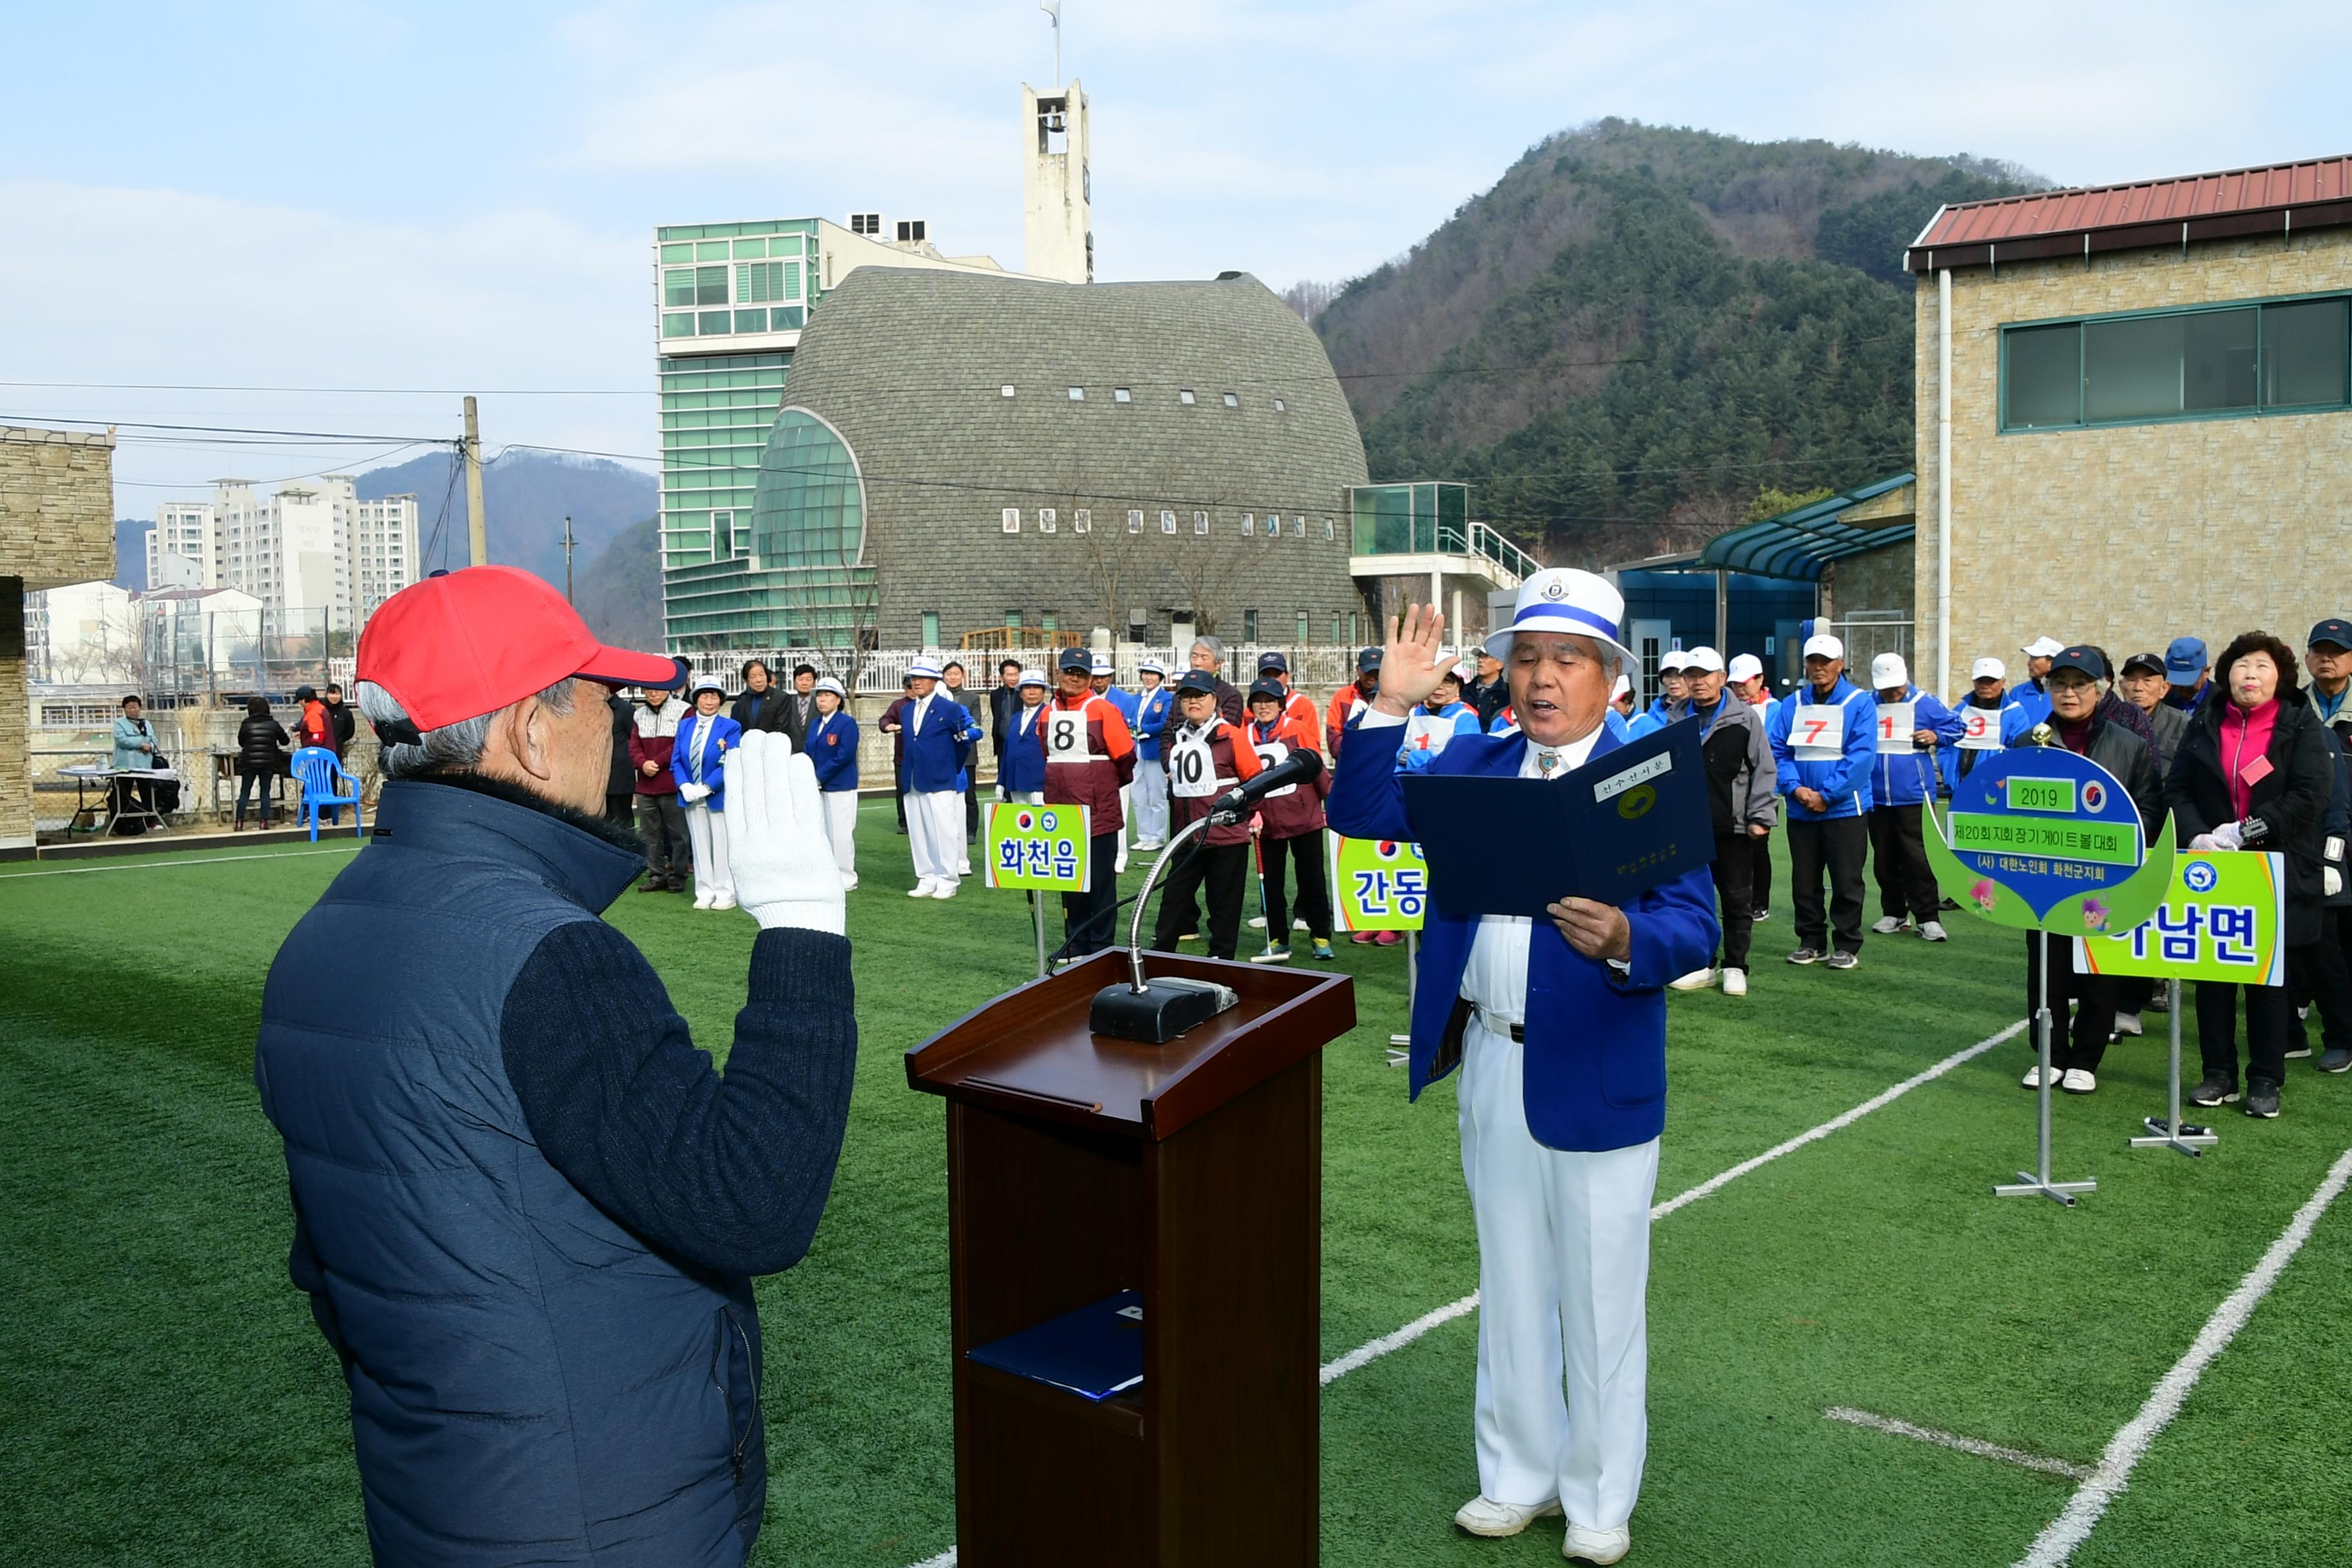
[723,730,846,936]
[1370,603,1449,717]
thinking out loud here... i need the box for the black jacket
[237,715,289,774]
[730,687,788,739]
[989,682,1023,751]
[1158,676,1245,756]
[325,700,357,756]
[1464,676,1509,730]
[606,693,635,794]
[2164,694,2334,943]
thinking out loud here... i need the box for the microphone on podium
[1090,752,1325,1043]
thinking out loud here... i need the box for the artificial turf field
[5,807,2352,1567]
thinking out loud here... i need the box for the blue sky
[4,0,2345,504]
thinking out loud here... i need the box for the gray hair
[357,678,576,780]
[1191,634,1224,659]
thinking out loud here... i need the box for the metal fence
[1825,615,1914,678]
[680,645,1392,698]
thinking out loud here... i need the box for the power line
[4,413,454,445]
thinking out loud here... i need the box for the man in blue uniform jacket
[1765,631,1878,968]
[1327,569,1717,1564]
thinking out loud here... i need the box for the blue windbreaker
[1766,676,1877,819]
[1867,685,1963,808]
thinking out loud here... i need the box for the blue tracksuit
[672,711,742,810]
[1951,692,2037,781]
[2010,678,2052,728]
[805,707,859,792]
[1868,685,1963,808]
[998,701,1049,796]
[1767,676,1876,819]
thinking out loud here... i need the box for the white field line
[0,845,363,879]
[908,1553,957,1568]
[1825,1406,2092,1481]
[2015,1142,2352,1568]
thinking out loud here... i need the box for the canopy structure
[1697,473,1915,582]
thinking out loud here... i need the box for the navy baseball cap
[2308,618,2352,651]
[1246,676,1286,704]
[1174,670,1220,697]
[2120,651,2166,679]
[2164,636,2208,682]
[1356,647,1383,673]
[2048,645,2108,681]
[1057,647,1092,672]
[1257,651,1289,674]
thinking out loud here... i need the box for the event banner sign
[1329,836,1427,933]
[1925,746,2174,937]
[984,801,1091,890]
[2076,850,2287,986]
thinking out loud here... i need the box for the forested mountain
[355,449,656,588]
[1313,120,2039,558]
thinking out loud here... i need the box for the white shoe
[1917,920,1949,942]
[1721,966,1747,997]
[1454,1494,1560,1538]
[1563,1521,1631,1563]
[1872,915,1909,935]
[1250,916,1269,929]
[1294,918,1309,930]
[908,878,937,898]
[2112,1011,2142,1037]
[1115,853,1128,873]
[1133,839,1164,852]
[841,872,859,891]
[1668,966,1715,992]
[692,888,716,910]
[930,879,959,899]
[959,860,973,877]
[711,892,737,911]
[2061,1068,2097,1094]
[2021,1063,2060,1088]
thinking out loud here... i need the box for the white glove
[722,729,845,936]
[678,781,710,804]
[2212,819,2246,851]
[2328,867,2344,899]
[2190,833,2220,852]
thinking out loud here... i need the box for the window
[710,510,732,561]
[1265,513,1279,533]
[851,213,881,235]
[1041,614,1057,633]
[1178,389,1196,405]
[1008,609,1025,629]
[1001,507,1021,534]
[1001,384,1016,398]
[1193,511,1209,535]
[1039,507,1058,534]
[1113,386,1132,403]
[1274,397,1287,413]
[1073,508,1091,533]
[664,268,698,307]
[1067,386,1084,400]
[1161,509,1177,534]
[736,261,789,303]
[1240,513,1255,536]
[733,238,766,259]
[698,310,730,336]
[662,312,694,337]
[921,611,940,645]
[1331,614,1343,643]
[1127,509,1144,533]
[1244,609,1259,641]
[734,309,766,333]
[1293,515,1306,537]
[896,219,926,242]
[694,265,729,305]
[1324,518,1336,540]
[2001,294,2351,431]
[1297,612,1310,643]
[1222,392,1239,408]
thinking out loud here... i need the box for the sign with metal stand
[1332,836,1426,1066]
[2079,849,2286,1158]
[1924,747,2175,1206]
[984,801,1092,979]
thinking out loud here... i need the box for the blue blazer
[805,708,859,792]
[671,711,741,810]
[1133,687,1173,762]
[1326,720,1720,1152]
[999,703,1049,796]
[902,694,981,794]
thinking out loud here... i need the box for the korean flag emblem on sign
[2082,782,2106,813]
[1015,810,1036,832]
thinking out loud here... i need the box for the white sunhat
[1658,649,1689,672]
[689,675,726,696]
[1726,652,1764,681]
[1017,667,1047,688]
[906,658,943,680]
[1090,656,1113,675]
[2021,636,2066,659]
[1683,646,1725,674]
[812,676,846,698]
[1972,656,2007,681]
[1138,658,1168,676]
[1483,567,1635,665]
[1870,652,1909,689]
[1801,632,1845,661]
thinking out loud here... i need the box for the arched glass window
[750,407,865,566]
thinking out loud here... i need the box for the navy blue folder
[965,1289,1145,1402]
[1400,718,1716,918]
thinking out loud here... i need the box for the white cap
[1016,668,1046,687]
[1683,646,1725,674]
[906,659,943,680]
[1449,658,1475,681]
[1727,652,1764,681]
[813,676,846,698]
[1138,658,1168,676]
[2022,636,2065,659]
[1658,649,1688,672]
[1611,672,1633,700]
[1484,567,1634,665]
[1972,656,2006,681]
[1870,652,1908,689]
[690,675,725,696]
[1801,632,1845,661]
[1090,656,1113,676]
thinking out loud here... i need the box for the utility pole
[562,516,576,603]
[462,395,488,567]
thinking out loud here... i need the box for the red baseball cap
[356,565,684,741]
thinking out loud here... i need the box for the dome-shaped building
[665,267,1369,651]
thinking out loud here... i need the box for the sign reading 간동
[2075,850,2286,986]
[985,801,1092,890]
[1330,836,1426,932]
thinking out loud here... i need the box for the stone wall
[1912,228,2352,696]
[1825,539,1915,620]
[3,427,115,847]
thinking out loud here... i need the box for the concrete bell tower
[1021,80,1092,284]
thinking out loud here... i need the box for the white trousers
[906,789,962,884]
[821,790,858,876]
[684,803,734,897]
[1458,1017,1657,1530]
[1131,759,1170,845]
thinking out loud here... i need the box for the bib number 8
[1046,710,1092,762]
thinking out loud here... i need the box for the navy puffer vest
[255,780,763,1565]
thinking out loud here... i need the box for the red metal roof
[1906,155,2352,271]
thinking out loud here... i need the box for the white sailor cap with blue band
[906,658,943,680]
[1017,667,1047,687]
[690,674,727,696]
[1482,567,1634,665]
[1138,658,1168,676]
[813,676,846,698]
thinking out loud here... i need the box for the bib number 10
[1171,738,1215,798]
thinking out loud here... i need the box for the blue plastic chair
[289,746,364,840]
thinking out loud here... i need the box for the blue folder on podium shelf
[1400,718,1715,918]
[964,1289,1145,1401]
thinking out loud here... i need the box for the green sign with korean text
[983,801,1090,890]
[1330,836,1426,932]
[2076,850,2287,986]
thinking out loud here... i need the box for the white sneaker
[908,878,937,898]
[1133,839,1164,852]
[930,879,959,899]
[841,872,859,891]
[1294,918,1309,930]
[2112,1011,2142,1037]
[1872,915,1909,935]
[959,860,973,877]
[711,892,737,911]
[1115,854,1128,874]
[1453,1494,1560,1538]
[1668,967,1716,992]
[2061,1068,2097,1094]
[2021,1063,2060,1088]
[1563,1521,1632,1563]
[1249,916,1269,930]
[1917,920,1949,942]
[1721,966,1747,997]
[692,888,716,910]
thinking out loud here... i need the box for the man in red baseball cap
[254,565,858,1566]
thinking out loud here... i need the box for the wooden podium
[906,947,1354,1567]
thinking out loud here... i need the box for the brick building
[1907,156,2351,696]
[2,425,117,850]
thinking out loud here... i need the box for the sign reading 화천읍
[2076,850,2287,986]
[985,801,1091,890]
[1925,746,2175,937]
[1329,836,1426,932]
